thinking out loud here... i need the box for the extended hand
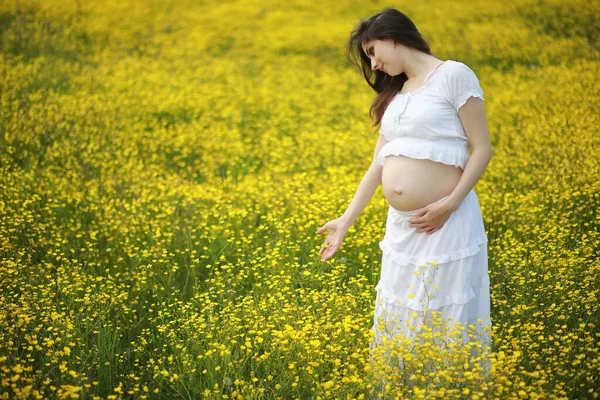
[316,218,349,261]
[408,198,459,235]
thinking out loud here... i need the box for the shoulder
[438,60,483,94]
[441,60,481,81]
[438,61,484,111]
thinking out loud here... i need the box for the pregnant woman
[316,7,493,374]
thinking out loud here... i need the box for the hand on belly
[381,155,463,212]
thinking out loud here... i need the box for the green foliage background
[1,0,599,398]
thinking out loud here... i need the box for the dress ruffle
[375,280,479,311]
[377,136,470,169]
[455,92,484,113]
[379,236,487,267]
[374,241,490,312]
[371,190,492,346]
[379,190,488,268]
[372,277,492,349]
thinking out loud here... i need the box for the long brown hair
[346,8,432,127]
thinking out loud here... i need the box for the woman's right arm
[316,134,389,261]
[338,133,388,228]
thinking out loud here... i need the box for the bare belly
[381,155,463,211]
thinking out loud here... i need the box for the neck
[403,50,441,81]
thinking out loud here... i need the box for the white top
[377,60,484,169]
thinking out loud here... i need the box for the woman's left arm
[408,97,492,234]
[445,96,493,208]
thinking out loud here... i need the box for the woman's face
[361,39,403,76]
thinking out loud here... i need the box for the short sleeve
[443,62,484,112]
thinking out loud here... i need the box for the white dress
[369,61,492,375]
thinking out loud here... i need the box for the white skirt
[369,190,492,370]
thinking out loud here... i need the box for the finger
[321,249,328,261]
[408,216,426,224]
[323,250,336,261]
[321,246,337,261]
[322,246,334,260]
[318,246,324,256]
[413,208,428,217]
[316,225,327,235]
[318,244,328,255]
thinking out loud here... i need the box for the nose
[371,59,377,71]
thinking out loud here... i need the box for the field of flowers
[1,0,599,398]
